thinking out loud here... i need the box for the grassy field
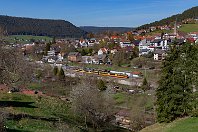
[178,24,198,33]
[0,92,82,131]
[0,89,131,131]
[113,92,127,104]
[140,117,198,132]
[3,35,52,44]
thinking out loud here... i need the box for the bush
[97,79,107,91]
[141,77,150,92]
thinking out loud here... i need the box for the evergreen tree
[53,66,58,76]
[58,67,65,80]
[97,79,107,91]
[81,49,86,56]
[156,43,197,123]
[45,43,51,55]
[156,45,181,122]
[141,77,150,92]
[52,36,56,44]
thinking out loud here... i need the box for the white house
[47,50,55,56]
[82,56,93,64]
[150,39,168,50]
[120,41,133,48]
[88,38,99,46]
[154,49,166,60]
[57,53,64,62]
[80,40,88,47]
[139,39,154,56]
[47,56,58,63]
[98,48,108,55]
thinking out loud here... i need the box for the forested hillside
[138,6,198,29]
[0,15,87,38]
[80,26,134,34]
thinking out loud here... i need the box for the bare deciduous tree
[0,113,6,132]
[0,46,33,87]
[70,78,115,129]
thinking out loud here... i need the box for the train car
[116,74,129,79]
[100,71,110,76]
[109,73,117,77]
[86,70,94,74]
[93,70,100,75]
[78,69,86,73]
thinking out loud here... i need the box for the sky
[0,0,197,27]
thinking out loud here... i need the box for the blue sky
[0,0,197,27]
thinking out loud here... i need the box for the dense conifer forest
[0,15,87,38]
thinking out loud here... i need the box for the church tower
[174,18,177,36]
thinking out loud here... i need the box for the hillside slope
[138,6,198,29]
[0,15,86,38]
[140,117,198,132]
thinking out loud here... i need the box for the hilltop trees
[0,15,86,38]
[138,6,198,30]
[156,43,198,123]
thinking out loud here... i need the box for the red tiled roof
[190,32,198,34]
[132,71,142,75]
[111,36,120,39]
[22,90,43,95]
[187,38,195,43]
[100,48,108,53]
[22,90,35,95]
[116,109,130,117]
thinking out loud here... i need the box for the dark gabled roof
[68,52,80,56]
[154,49,166,54]
[151,39,163,43]
[140,49,150,52]
[132,40,141,46]
[48,56,58,60]
[123,46,133,52]
[98,54,107,60]
[175,39,185,45]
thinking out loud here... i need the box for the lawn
[113,92,127,104]
[140,117,198,132]
[178,24,198,33]
[112,90,154,110]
